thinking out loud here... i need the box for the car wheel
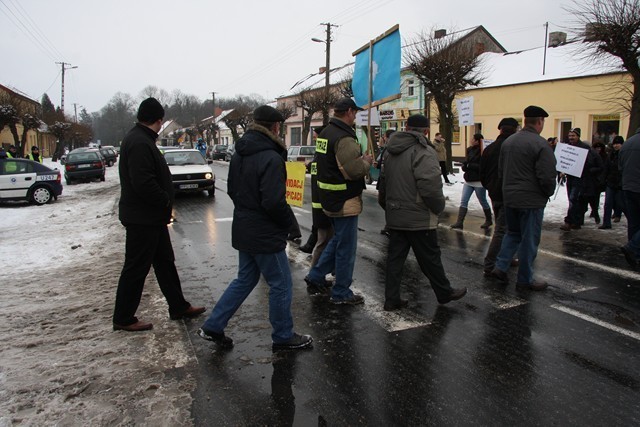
[30,186,52,205]
[108,159,114,167]
[100,175,106,182]
[65,178,73,185]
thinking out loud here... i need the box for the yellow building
[431,42,632,159]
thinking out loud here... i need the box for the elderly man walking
[490,106,557,290]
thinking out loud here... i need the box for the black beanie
[137,98,165,123]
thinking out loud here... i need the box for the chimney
[548,31,567,47]
[434,29,447,39]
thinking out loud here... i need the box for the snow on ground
[0,160,195,426]
[0,159,629,425]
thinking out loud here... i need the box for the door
[0,160,36,199]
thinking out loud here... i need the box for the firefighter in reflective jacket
[303,97,373,305]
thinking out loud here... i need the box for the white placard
[356,108,380,126]
[555,143,588,177]
[456,97,474,126]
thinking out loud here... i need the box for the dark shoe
[197,328,234,349]
[330,294,364,305]
[299,243,314,254]
[304,276,332,296]
[620,246,639,268]
[559,222,572,231]
[571,224,581,230]
[438,287,467,304]
[613,216,621,223]
[480,208,493,229]
[598,225,612,230]
[483,269,493,278]
[450,207,467,229]
[170,305,206,320]
[516,281,548,291]
[272,333,313,351]
[490,268,509,284]
[113,320,153,332]
[383,299,409,311]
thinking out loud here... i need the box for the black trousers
[113,224,190,325]
[385,229,453,303]
[439,161,450,183]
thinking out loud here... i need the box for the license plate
[179,184,199,189]
[78,164,91,168]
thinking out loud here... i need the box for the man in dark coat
[113,98,205,332]
[198,105,313,351]
[480,118,518,276]
[619,127,640,268]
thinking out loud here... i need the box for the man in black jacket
[198,105,313,351]
[480,118,518,276]
[113,98,205,332]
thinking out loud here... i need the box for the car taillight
[93,161,103,168]
[65,164,76,171]
[56,173,61,183]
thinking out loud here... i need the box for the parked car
[210,144,228,160]
[64,149,106,184]
[157,145,183,154]
[225,144,235,162]
[162,149,216,198]
[99,147,118,167]
[287,145,316,171]
[0,158,62,205]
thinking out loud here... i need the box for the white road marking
[292,206,311,214]
[551,304,640,341]
[214,217,233,222]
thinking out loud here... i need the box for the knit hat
[569,127,581,137]
[31,146,39,150]
[137,97,165,123]
[253,105,284,122]
[406,114,430,128]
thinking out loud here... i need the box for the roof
[474,41,625,89]
[278,62,354,99]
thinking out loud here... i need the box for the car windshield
[164,151,206,166]
[300,146,315,155]
[68,152,100,161]
[214,145,227,151]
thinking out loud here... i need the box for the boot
[299,226,318,254]
[480,208,493,229]
[450,207,467,229]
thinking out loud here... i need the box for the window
[300,146,316,156]
[407,79,415,97]
[1,160,33,174]
[291,127,301,146]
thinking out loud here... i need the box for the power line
[0,0,56,61]
[6,0,65,59]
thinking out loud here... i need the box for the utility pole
[312,22,338,126]
[210,91,217,144]
[73,103,78,123]
[56,62,78,116]
[543,22,549,75]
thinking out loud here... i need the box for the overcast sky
[2,0,576,114]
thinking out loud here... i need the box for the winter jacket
[566,140,604,197]
[433,138,447,162]
[620,127,640,192]
[25,153,42,163]
[378,130,444,230]
[479,131,515,202]
[462,145,482,182]
[228,124,292,254]
[315,117,368,217]
[119,123,174,226]
[499,126,557,209]
[604,149,622,189]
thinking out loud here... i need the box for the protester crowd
[95,97,640,354]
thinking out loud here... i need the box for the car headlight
[205,173,213,180]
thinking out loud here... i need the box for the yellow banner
[285,162,306,207]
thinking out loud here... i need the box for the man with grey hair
[378,114,467,310]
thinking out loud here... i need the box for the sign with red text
[285,162,306,207]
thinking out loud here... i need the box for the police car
[0,158,63,205]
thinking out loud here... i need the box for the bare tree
[566,0,640,137]
[138,85,170,107]
[405,29,485,168]
[219,94,266,142]
[276,103,295,140]
[295,89,329,146]
[49,121,72,160]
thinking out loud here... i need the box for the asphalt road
[169,161,640,426]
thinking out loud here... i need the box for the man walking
[619,127,640,268]
[480,118,519,276]
[198,105,313,350]
[433,132,451,184]
[303,97,373,305]
[378,114,467,310]
[490,106,557,290]
[113,98,205,332]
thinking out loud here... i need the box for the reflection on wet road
[171,162,640,425]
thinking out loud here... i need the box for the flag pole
[366,40,374,156]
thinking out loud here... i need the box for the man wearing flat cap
[489,106,556,291]
[480,117,519,276]
[378,114,467,310]
[303,97,373,305]
[114,97,205,332]
[199,105,313,350]
[560,127,604,231]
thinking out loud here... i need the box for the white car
[0,158,63,205]
[162,149,215,198]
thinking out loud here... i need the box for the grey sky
[2,0,573,114]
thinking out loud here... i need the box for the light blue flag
[352,28,401,107]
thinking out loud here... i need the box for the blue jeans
[202,250,294,343]
[307,215,359,300]
[460,184,490,209]
[624,190,640,257]
[495,207,544,284]
[602,186,625,227]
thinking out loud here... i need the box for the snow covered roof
[159,119,175,133]
[475,41,625,90]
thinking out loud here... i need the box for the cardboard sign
[285,162,306,207]
[555,143,588,177]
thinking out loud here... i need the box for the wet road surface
[170,161,640,426]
